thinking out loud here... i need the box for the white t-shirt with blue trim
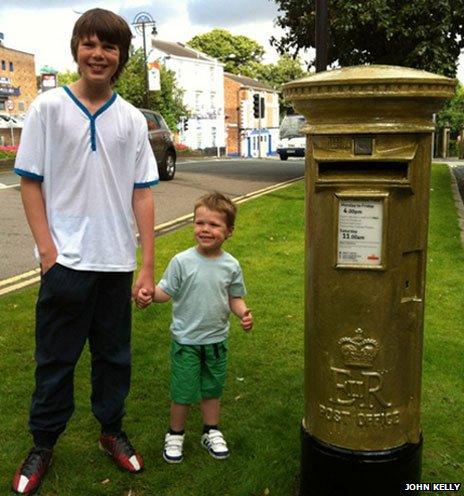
[158,247,247,345]
[15,86,158,272]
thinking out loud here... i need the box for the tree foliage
[250,54,307,115]
[187,29,265,74]
[57,71,80,86]
[271,0,464,77]
[114,49,188,131]
[187,30,306,114]
[437,83,464,135]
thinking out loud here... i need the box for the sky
[0,0,286,74]
[1,1,463,82]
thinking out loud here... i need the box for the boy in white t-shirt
[137,193,253,463]
[12,9,157,495]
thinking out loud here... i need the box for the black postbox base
[300,423,422,496]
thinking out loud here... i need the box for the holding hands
[240,308,253,332]
[136,288,153,309]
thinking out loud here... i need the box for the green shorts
[170,340,228,404]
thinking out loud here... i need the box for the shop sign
[0,85,20,96]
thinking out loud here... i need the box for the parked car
[139,109,176,181]
[276,114,307,161]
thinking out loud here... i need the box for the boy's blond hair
[194,193,237,229]
[70,8,132,83]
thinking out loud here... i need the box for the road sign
[5,99,14,111]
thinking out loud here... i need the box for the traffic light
[253,93,260,118]
[183,119,189,131]
[260,97,265,118]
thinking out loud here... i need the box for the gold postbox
[283,66,455,495]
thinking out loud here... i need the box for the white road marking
[0,182,19,189]
[0,176,304,296]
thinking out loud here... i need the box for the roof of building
[0,44,35,57]
[224,72,275,92]
[151,40,214,62]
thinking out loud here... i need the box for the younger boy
[12,8,157,495]
[137,193,253,463]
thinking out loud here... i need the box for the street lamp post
[132,12,157,108]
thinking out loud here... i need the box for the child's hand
[136,288,152,309]
[240,309,253,332]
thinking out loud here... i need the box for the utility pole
[315,0,328,73]
[132,12,157,108]
[258,96,262,159]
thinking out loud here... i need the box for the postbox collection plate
[337,198,383,266]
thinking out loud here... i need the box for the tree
[437,83,464,135]
[114,49,188,131]
[187,29,306,110]
[252,54,307,115]
[271,0,464,77]
[57,71,79,86]
[187,29,265,75]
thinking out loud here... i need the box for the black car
[139,109,177,181]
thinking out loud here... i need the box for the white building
[150,40,225,154]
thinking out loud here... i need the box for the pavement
[435,158,464,246]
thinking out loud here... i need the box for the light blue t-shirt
[158,247,246,345]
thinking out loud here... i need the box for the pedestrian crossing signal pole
[253,93,261,158]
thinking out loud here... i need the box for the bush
[174,142,190,151]
[0,148,16,160]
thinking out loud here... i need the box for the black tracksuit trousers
[29,263,133,449]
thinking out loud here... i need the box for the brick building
[224,73,279,157]
[0,43,37,114]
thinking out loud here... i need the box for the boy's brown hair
[194,193,237,229]
[70,8,132,83]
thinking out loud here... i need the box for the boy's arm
[135,285,171,309]
[153,285,171,303]
[20,177,57,273]
[229,296,253,332]
[132,187,155,300]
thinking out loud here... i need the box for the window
[142,111,160,131]
[19,102,25,111]
[0,101,5,111]
[1,60,5,70]
[9,61,14,71]
[195,91,202,112]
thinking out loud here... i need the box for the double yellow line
[0,177,303,297]
[0,268,41,296]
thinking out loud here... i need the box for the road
[0,158,304,282]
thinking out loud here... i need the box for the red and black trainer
[11,447,53,495]
[99,431,144,473]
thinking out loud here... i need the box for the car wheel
[159,151,176,181]
[279,154,288,161]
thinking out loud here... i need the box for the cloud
[187,0,279,27]
[120,1,180,27]
[0,1,91,9]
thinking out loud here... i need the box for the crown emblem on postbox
[338,328,380,368]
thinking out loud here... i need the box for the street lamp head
[132,11,156,35]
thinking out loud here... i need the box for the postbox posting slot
[317,161,409,184]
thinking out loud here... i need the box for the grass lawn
[0,164,462,495]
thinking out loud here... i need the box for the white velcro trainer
[163,433,185,463]
[201,429,230,459]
